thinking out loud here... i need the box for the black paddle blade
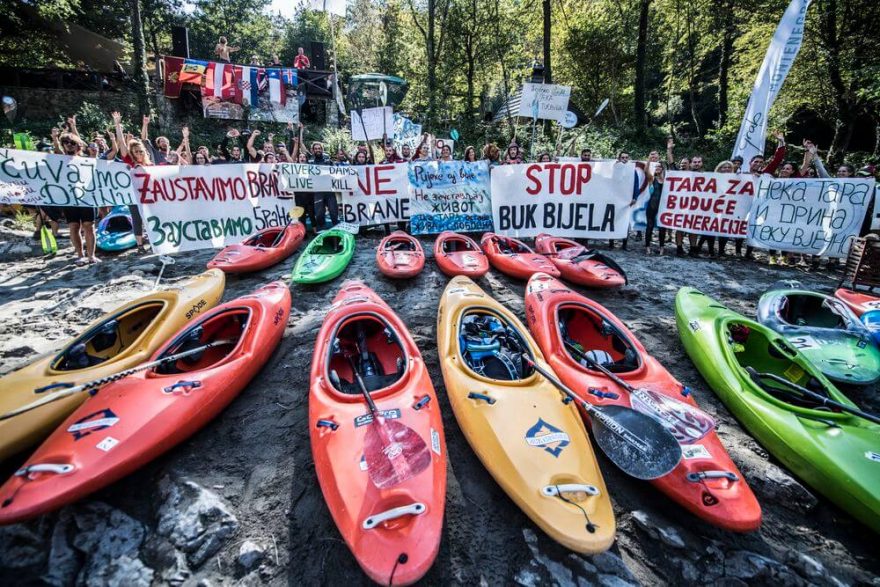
[589,404,682,480]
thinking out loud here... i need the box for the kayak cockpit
[725,320,844,412]
[328,314,406,393]
[244,228,284,248]
[313,235,345,255]
[458,310,535,381]
[557,304,640,373]
[496,238,532,255]
[383,238,417,252]
[154,309,249,374]
[105,215,133,234]
[777,294,853,330]
[52,301,166,371]
[442,237,478,254]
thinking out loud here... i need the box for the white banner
[277,162,359,192]
[408,161,493,234]
[659,171,756,237]
[490,161,634,239]
[732,0,812,163]
[341,163,411,226]
[519,83,571,122]
[131,164,295,255]
[0,148,135,207]
[747,177,874,257]
[871,186,880,231]
[393,113,422,152]
[351,106,394,141]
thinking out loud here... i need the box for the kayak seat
[314,235,343,255]
[106,216,133,234]
[329,316,406,394]
[460,311,533,381]
[246,229,282,248]
[386,240,416,252]
[782,295,847,329]
[155,311,248,374]
[559,307,639,373]
[442,239,476,254]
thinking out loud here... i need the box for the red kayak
[834,288,880,317]
[433,231,489,278]
[480,232,560,280]
[376,231,425,279]
[207,222,306,274]
[525,273,762,532]
[0,282,291,524]
[534,234,626,288]
[310,281,446,585]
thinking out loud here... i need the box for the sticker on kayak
[431,428,441,456]
[462,254,479,267]
[96,436,119,452]
[681,444,711,460]
[630,388,715,443]
[354,409,402,427]
[689,320,701,332]
[783,363,804,382]
[359,455,368,471]
[67,409,120,441]
[788,335,819,350]
[866,451,880,463]
[864,301,880,310]
[525,419,570,458]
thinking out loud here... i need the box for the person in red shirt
[112,111,149,252]
[293,47,311,69]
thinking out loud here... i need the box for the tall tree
[407,0,452,125]
[633,0,651,134]
[130,0,150,117]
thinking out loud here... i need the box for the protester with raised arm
[215,36,239,63]
[112,111,148,253]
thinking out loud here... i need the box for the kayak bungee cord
[551,484,598,534]
[0,339,237,422]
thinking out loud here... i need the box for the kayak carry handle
[467,392,496,405]
[542,484,600,497]
[162,380,202,394]
[15,463,75,477]
[316,419,339,430]
[412,395,431,410]
[362,502,426,530]
[687,471,738,482]
[34,382,75,394]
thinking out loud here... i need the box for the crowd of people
[24,112,877,269]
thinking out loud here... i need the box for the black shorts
[62,206,97,224]
[41,206,65,222]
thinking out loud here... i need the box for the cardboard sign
[659,171,756,237]
[518,83,571,122]
[342,163,411,226]
[277,163,359,193]
[351,106,394,141]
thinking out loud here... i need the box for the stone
[723,551,802,585]
[630,510,686,549]
[131,263,157,273]
[597,574,638,587]
[785,551,826,581]
[156,476,239,568]
[70,502,145,560]
[590,551,637,582]
[521,528,575,587]
[237,540,266,571]
[42,511,81,587]
[0,523,50,569]
[749,464,818,513]
[568,554,597,576]
[82,555,154,587]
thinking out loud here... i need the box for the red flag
[163,56,184,98]
[203,62,235,100]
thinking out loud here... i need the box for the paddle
[745,367,880,425]
[346,356,432,489]
[563,341,715,442]
[0,339,237,422]
[153,255,175,290]
[521,354,682,480]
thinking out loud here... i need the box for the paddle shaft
[747,368,880,426]
[0,340,235,422]
[521,354,652,456]
[564,341,636,393]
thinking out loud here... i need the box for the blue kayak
[96,206,137,252]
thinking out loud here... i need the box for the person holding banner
[644,164,667,255]
[463,146,478,163]
[308,138,338,231]
[503,141,523,165]
[51,123,99,265]
[482,143,501,167]
[112,111,148,253]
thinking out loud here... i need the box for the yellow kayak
[0,269,226,461]
[437,276,616,553]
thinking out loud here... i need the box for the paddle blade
[363,418,432,489]
[589,404,682,480]
[288,206,305,219]
[630,388,716,443]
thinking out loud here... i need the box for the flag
[179,59,208,85]
[235,65,259,107]
[163,55,185,98]
[203,62,235,100]
[732,0,812,163]
[310,0,346,16]
[282,68,298,87]
[267,68,286,105]
[334,73,346,115]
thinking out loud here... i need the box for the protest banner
[628,165,651,231]
[490,161,634,239]
[871,186,880,231]
[351,107,394,141]
[408,161,493,234]
[0,148,134,207]
[518,83,571,122]
[342,164,411,226]
[747,177,874,257]
[131,163,295,255]
[393,113,422,151]
[276,162,359,193]
[658,171,755,237]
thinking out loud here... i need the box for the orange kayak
[208,222,306,274]
[433,231,489,278]
[376,231,425,279]
[0,282,290,524]
[533,234,626,288]
[834,288,880,317]
[309,281,446,585]
[480,232,560,280]
[525,273,762,532]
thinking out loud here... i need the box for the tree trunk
[427,0,437,125]
[717,0,734,127]
[130,0,150,117]
[634,0,650,135]
[819,0,852,158]
[542,0,551,83]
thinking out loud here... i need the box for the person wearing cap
[731,155,743,173]
[503,140,523,164]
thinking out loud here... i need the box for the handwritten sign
[131,163,295,254]
[408,161,493,234]
[518,83,571,122]
[659,171,756,237]
[747,177,874,257]
[277,163,358,193]
[490,161,633,238]
[351,106,394,141]
[0,149,135,207]
[342,164,411,226]
[393,114,422,152]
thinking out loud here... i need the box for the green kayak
[757,287,880,386]
[675,287,880,534]
[290,229,355,285]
